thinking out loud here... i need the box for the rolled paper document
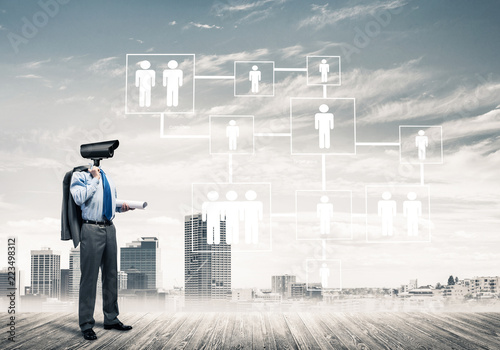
[116,199,148,209]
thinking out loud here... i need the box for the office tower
[118,271,128,290]
[272,275,297,299]
[125,268,148,289]
[0,268,10,298]
[184,214,231,304]
[120,237,160,290]
[60,269,70,301]
[31,248,61,299]
[69,247,80,301]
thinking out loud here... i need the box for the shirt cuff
[90,176,100,187]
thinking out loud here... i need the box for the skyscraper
[184,214,231,305]
[69,247,80,302]
[272,275,297,299]
[31,248,61,299]
[120,237,160,290]
[60,269,70,301]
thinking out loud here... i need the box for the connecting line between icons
[160,113,210,139]
[322,155,327,191]
[322,240,327,260]
[274,68,308,72]
[228,154,233,184]
[420,163,425,186]
[355,142,400,147]
[195,76,235,80]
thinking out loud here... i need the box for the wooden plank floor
[1,312,500,349]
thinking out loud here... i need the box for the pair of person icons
[135,60,183,107]
[201,190,263,245]
[378,191,422,237]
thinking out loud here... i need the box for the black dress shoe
[104,321,132,331]
[82,328,97,340]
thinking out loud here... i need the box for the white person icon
[163,60,183,107]
[226,120,239,151]
[221,191,241,244]
[249,65,261,93]
[135,60,155,107]
[403,192,422,236]
[241,190,263,244]
[202,191,223,244]
[378,191,396,236]
[317,195,333,235]
[319,263,330,288]
[315,104,334,149]
[319,59,329,83]
[415,130,429,161]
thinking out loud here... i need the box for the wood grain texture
[2,312,500,350]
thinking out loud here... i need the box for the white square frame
[290,97,356,155]
[365,184,432,243]
[295,190,353,241]
[306,258,342,292]
[191,182,272,253]
[306,56,341,86]
[399,125,443,165]
[234,61,275,97]
[125,53,196,115]
[209,115,255,155]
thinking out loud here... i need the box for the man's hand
[121,202,135,212]
[89,166,101,179]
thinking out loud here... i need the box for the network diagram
[125,53,444,292]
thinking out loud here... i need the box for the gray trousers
[79,223,119,331]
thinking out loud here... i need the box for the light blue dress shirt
[70,170,122,221]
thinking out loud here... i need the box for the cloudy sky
[0,0,499,291]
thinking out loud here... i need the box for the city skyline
[0,0,499,290]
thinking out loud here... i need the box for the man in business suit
[70,165,133,340]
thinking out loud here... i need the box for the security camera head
[80,140,119,166]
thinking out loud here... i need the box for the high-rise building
[60,269,70,301]
[31,248,61,299]
[0,268,10,297]
[69,247,80,301]
[120,237,160,290]
[125,268,148,289]
[118,271,128,290]
[184,214,231,304]
[272,275,296,299]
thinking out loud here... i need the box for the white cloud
[88,56,124,78]
[55,95,95,105]
[169,21,176,26]
[6,217,59,233]
[211,0,288,24]
[24,58,51,69]
[184,22,222,30]
[129,37,144,44]
[146,216,182,225]
[299,0,407,29]
[15,74,42,79]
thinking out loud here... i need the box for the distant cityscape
[1,214,499,312]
